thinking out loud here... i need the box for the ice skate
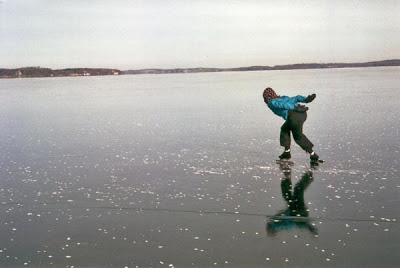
[310,153,324,164]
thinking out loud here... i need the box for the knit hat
[263,87,278,103]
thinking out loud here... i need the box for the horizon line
[2,58,400,71]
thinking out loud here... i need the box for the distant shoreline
[0,68,122,79]
[1,59,399,79]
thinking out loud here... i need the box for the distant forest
[123,59,400,75]
[0,67,121,79]
[1,59,400,79]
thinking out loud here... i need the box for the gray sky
[1,0,399,69]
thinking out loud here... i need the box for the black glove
[304,93,316,103]
[294,104,309,113]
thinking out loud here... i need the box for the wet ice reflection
[267,163,318,237]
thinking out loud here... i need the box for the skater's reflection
[266,164,318,236]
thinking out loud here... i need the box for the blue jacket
[267,95,306,120]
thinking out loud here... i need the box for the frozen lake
[0,67,399,267]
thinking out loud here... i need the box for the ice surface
[0,67,399,267]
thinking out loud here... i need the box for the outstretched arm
[294,95,307,102]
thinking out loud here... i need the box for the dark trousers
[280,110,313,152]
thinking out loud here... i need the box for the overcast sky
[1,0,399,69]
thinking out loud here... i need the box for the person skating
[262,87,322,162]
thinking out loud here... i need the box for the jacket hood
[263,87,278,102]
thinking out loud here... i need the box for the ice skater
[262,87,322,163]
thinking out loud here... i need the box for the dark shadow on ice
[266,163,318,236]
